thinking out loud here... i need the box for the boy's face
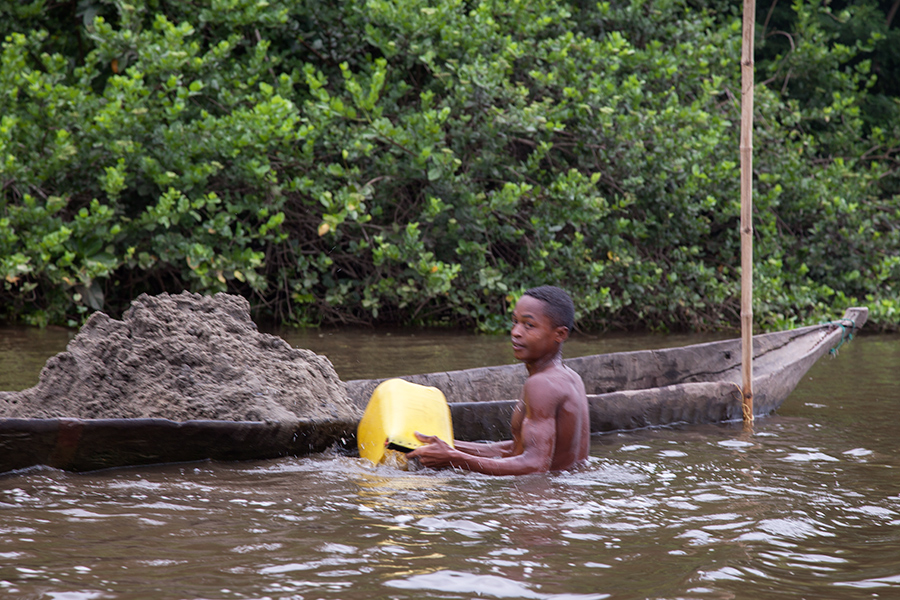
[510,295,568,363]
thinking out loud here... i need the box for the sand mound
[0,292,358,422]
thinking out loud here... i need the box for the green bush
[1,0,898,331]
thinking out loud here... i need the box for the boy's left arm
[408,376,558,475]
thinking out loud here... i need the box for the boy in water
[408,286,590,475]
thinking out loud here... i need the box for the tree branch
[887,0,899,29]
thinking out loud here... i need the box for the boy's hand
[407,432,453,468]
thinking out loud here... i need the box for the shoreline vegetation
[1,0,898,333]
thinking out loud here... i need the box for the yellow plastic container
[357,378,454,466]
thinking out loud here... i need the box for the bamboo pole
[740,0,756,426]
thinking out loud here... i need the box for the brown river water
[1,325,899,600]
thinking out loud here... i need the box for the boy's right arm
[452,439,515,458]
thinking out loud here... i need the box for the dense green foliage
[1,0,898,331]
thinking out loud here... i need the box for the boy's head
[522,286,575,333]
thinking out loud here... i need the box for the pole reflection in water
[0,330,899,599]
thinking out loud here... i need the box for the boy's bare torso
[510,362,589,471]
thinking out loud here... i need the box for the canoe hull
[349,307,869,441]
[0,417,356,473]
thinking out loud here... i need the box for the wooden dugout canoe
[344,307,869,441]
[0,307,867,473]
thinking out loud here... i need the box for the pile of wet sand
[0,292,358,422]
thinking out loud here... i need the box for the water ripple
[384,569,609,599]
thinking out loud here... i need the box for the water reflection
[0,325,75,391]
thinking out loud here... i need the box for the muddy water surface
[1,326,899,600]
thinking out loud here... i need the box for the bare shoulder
[521,371,558,416]
[522,364,585,415]
[561,364,587,394]
[524,363,583,391]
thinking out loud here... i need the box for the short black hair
[523,285,575,332]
